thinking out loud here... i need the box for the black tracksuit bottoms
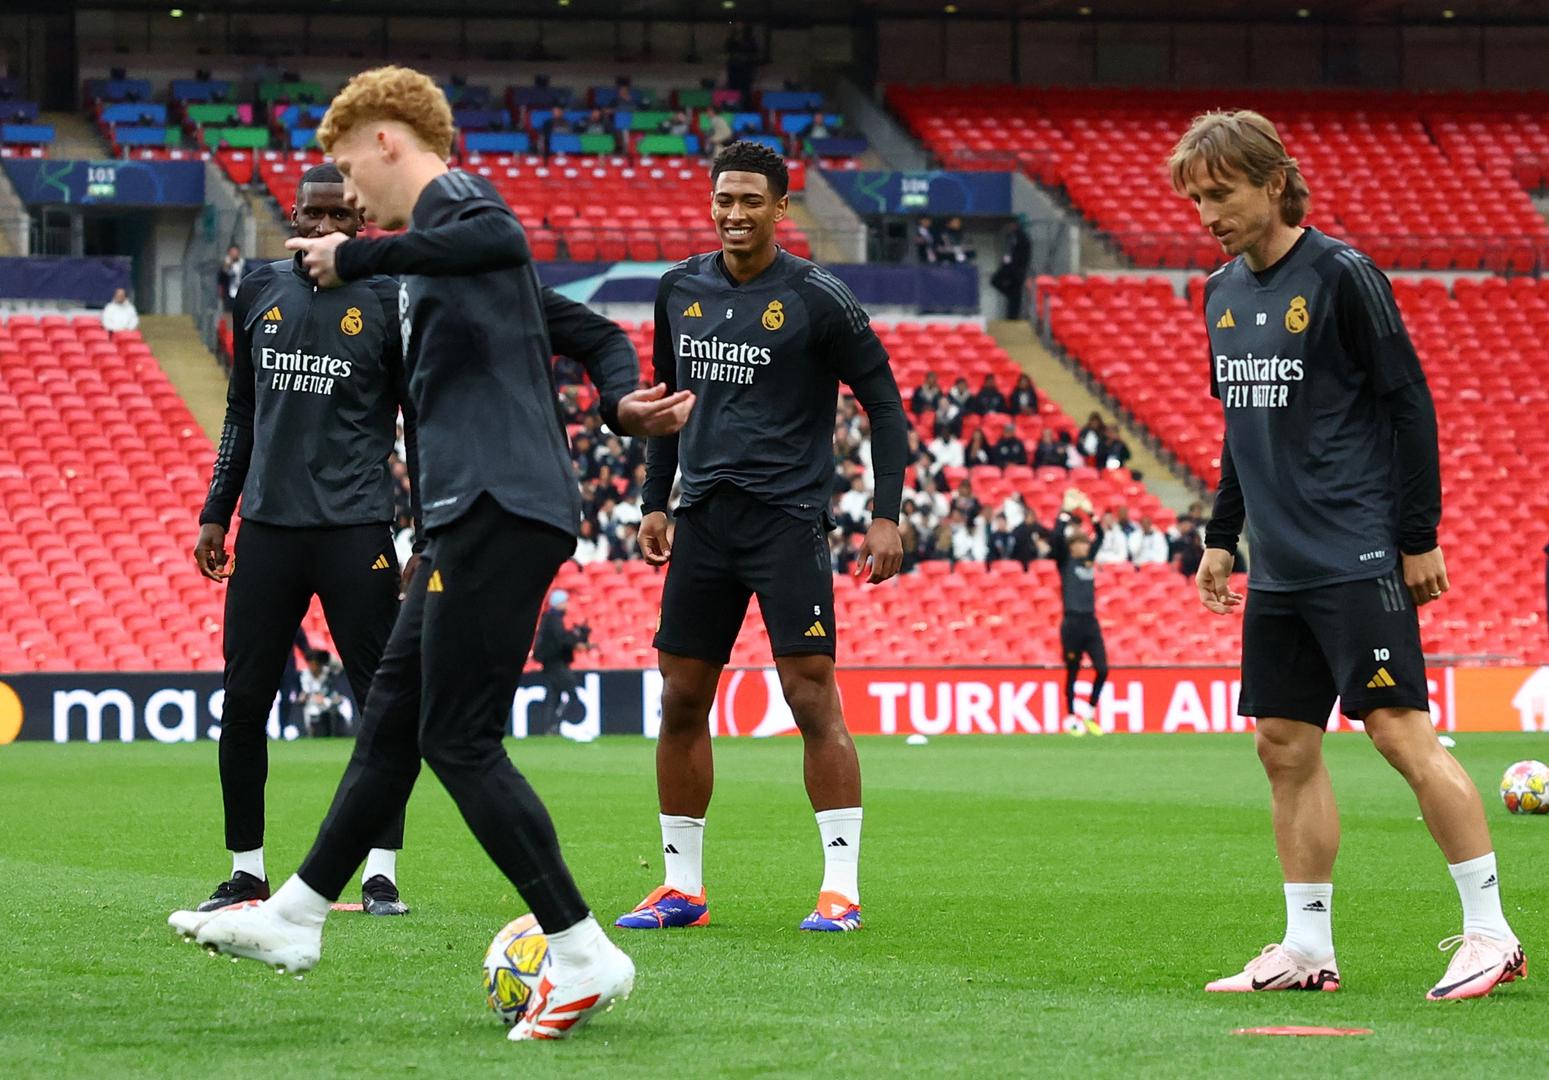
[219,519,404,853]
[296,495,591,932]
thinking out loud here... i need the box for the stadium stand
[888,86,1549,272]
[1038,273,1549,663]
[255,150,812,261]
[0,314,1229,672]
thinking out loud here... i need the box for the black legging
[218,520,404,853]
[1060,613,1109,715]
[296,496,591,934]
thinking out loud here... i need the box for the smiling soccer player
[615,141,910,935]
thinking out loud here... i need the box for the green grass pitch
[1,733,1543,1078]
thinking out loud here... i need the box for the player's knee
[1362,710,1436,776]
[219,690,276,729]
[660,677,714,734]
[779,671,838,731]
[1255,727,1318,779]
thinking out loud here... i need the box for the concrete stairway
[987,319,1203,513]
[40,111,111,160]
[139,314,228,443]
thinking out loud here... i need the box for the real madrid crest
[1284,295,1309,334]
[762,299,784,332]
[341,306,364,336]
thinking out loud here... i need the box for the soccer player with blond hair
[170,66,695,1042]
[1173,109,1524,1000]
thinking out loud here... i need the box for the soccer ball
[1499,760,1549,815]
[483,914,551,1025]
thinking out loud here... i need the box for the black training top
[1050,510,1097,615]
[200,256,420,539]
[333,170,638,536]
[642,248,908,523]
[1202,227,1441,592]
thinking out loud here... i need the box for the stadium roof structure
[22,0,1549,24]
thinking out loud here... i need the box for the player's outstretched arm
[290,208,531,286]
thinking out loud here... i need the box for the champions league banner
[1,159,206,206]
[4,666,1546,744]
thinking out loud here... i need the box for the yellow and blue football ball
[482,914,551,1025]
[1500,759,1549,815]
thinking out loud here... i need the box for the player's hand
[855,519,903,584]
[1195,548,1242,615]
[639,511,675,566]
[400,552,423,599]
[284,232,350,288]
[1402,546,1450,607]
[194,523,233,582]
[616,383,695,438]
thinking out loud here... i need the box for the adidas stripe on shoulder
[1333,247,1403,337]
[804,266,869,334]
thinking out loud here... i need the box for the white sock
[232,847,265,881]
[815,807,862,903]
[362,848,398,885]
[545,914,609,970]
[1282,882,1334,963]
[268,875,330,928]
[1448,852,1514,941]
[660,814,705,896]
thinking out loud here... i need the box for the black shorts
[654,486,835,665]
[1060,613,1106,666]
[1240,569,1429,728]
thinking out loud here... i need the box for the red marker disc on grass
[1233,1026,1372,1037]
[329,902,364,912]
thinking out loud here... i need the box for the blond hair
[317,65,454,158]
[1167,110,1309,227]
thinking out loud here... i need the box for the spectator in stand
[915,216,939,263]
[1014,514,1048,565]
[974,374,1007,415]
[615,83,636,110]
[1129,515,1170,566]
[992,425,1028,467]
[218,245,245,313]
[610,523,640,561]
[101,287,139,333]
[662,109,691,136]
[1033,429,1067,469]
[572,518,609,565]
[1092,509,1131,565]
[1170,517,1206,578]
[1099,429,1132,471]
[911,371,943,417]
[704,105,734,157]
[1112,506,1139,545]
[838,474,871,525]
[964,429,994,468]
[925,516,954,561]
[1077,412,1107,462]
[1008,373,1038,416]
[542,106,573,157]
[951,477,982,525]
[937,216,974,263]
[987,513,1018,564]
[949,507,985,563]
[933,381,966,438]
[927,427,964,470]
[584,108,610,134]
[947,375,975,416]
[991,219,1033,320]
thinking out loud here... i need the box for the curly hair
[317,66,454,158]
[711,140,789,198]
[1167,109,1309,227]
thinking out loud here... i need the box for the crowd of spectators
[379,363,1209,582]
